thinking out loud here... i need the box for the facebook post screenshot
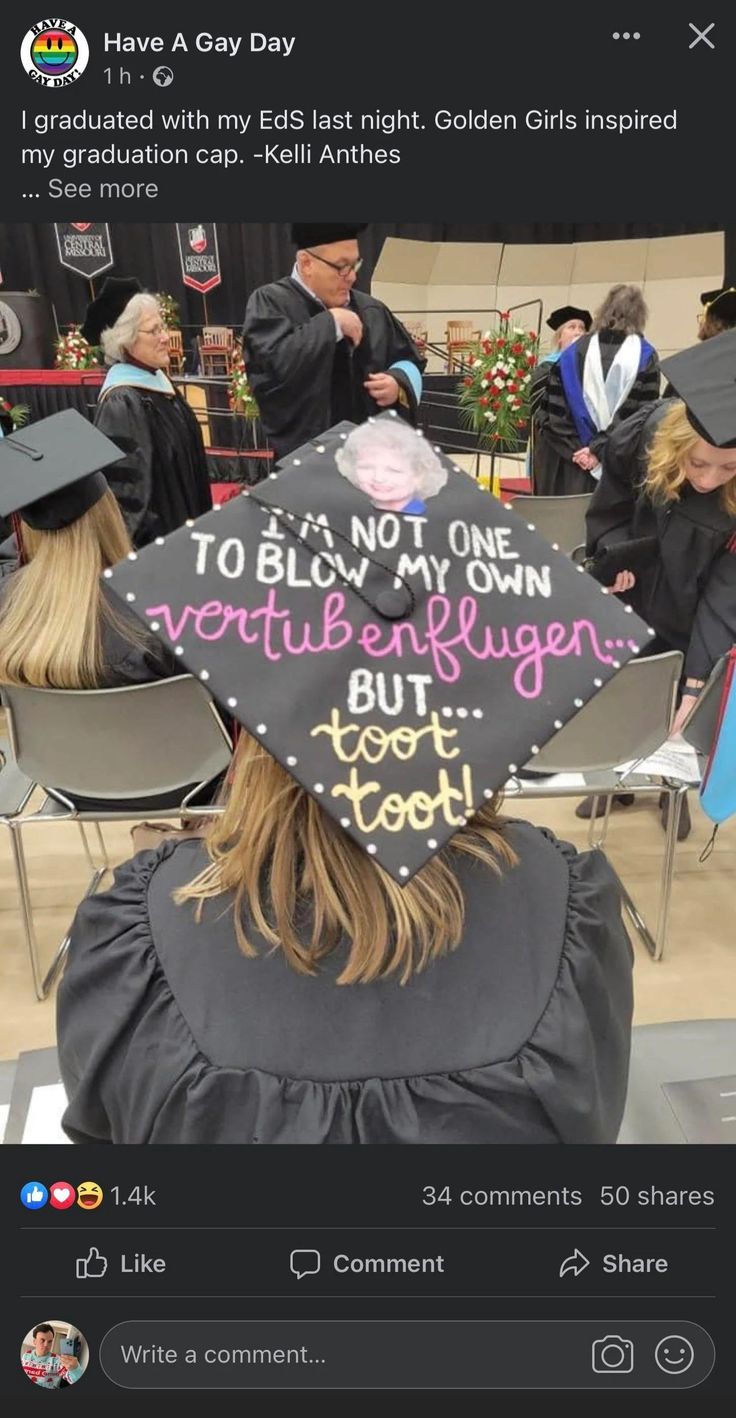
[1,1,734,1400]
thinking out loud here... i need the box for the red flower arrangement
[457,314,540,448]
[0,397,29,432]
[55,324,101,370]
[229,340,259,420]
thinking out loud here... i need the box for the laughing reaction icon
[76,1181,103,1211]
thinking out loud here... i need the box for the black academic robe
[539,331,661,494]
[242,278,425,462]
[529,357,590,495]
[56,822,633,1144]
[93,385,212,548]
[585,401,736,680]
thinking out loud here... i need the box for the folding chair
[505,650,685,960]
[505,492,593,555]
[0,676,232,999]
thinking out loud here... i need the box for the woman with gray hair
[539,282,661,492]
[82,277,211,547]
[336,417,447,514]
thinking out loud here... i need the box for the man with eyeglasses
[243,223,424,461]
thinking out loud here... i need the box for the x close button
[689,22,715,49]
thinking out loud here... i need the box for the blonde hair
[645,400,736,516]
[0,490,142,689]
[176,732,518,985]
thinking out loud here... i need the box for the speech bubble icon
[290,1249,321,1280]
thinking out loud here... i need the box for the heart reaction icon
[49,1182,77,1210]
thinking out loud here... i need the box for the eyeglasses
[139,323,166,338]
[306,250,363,277]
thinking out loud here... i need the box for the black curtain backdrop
[0,222,729,334]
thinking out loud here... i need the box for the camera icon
[591,1335,634,1374]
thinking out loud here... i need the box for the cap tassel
[249,492,417,622]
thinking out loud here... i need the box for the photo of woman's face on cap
[20,1322,88,1389]
[335,419,448,515]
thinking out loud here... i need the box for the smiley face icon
[654,1335,695,1376]
[76,1181,104,1211]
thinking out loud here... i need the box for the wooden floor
[1,783,734,1061]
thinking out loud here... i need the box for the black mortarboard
[659,328,736,448]
[0,408,125,530]
[546,306,592,332]
[81,275,143,346]
[291,223,368,248]
[105,414,652,883]
[699,286,736,323]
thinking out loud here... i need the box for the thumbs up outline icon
[76,1247,108,1279]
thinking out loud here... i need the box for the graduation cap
[104,413,653,883]
[699,286,736,323]
[81,275,142,346]
[546,306,592,332]
[659,327,736,448]
[0,408,125,531]
[291,223,368,248]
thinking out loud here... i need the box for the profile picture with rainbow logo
[20,18,89,86]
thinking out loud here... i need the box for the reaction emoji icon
[654,1336,695,1376]
[76,1181,104,1210]
[49,1182,77,1210]
[20,1181,48,1210]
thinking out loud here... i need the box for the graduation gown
[540,331,661,493]
[56,821,633,1144]
[585,401,736,680]
[93,383,212,548]
[243,278,425,461]
[529,354,590,495]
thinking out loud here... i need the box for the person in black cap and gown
[83,278,212,548]
[540,284,660,492]
[578,329,736,836]
[55,414,646,1145]
[0,410,174,688]
[530,305,591,494]
[242,225,425,462]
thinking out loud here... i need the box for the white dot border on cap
[149,620,160,631]
[257,723,267,734]
[200,670,210,682]
[340,817,351,828]
[427,837,438,849]
[127,551,137,561]
[125,592,136,603]
[175,647,185,657]
[367,844,377,855]
[313,782,324,794]
[287,755,298,767]
[227,697,237,708]
[472,708,483,719]
[155,536,165,546]
[527,523,536,532]
[103,568,113,579]
[399,866,410,877]
[573,697,583,708]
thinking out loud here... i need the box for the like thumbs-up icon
[76,1247,108,1280]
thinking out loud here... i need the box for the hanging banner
[176,222,222,294]
[54,222,114,279]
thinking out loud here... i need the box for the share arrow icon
[559,1248,590,1278]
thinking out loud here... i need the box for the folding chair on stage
[0,676,232,1000]
[505,650,686,960]
[505,492,593,555]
